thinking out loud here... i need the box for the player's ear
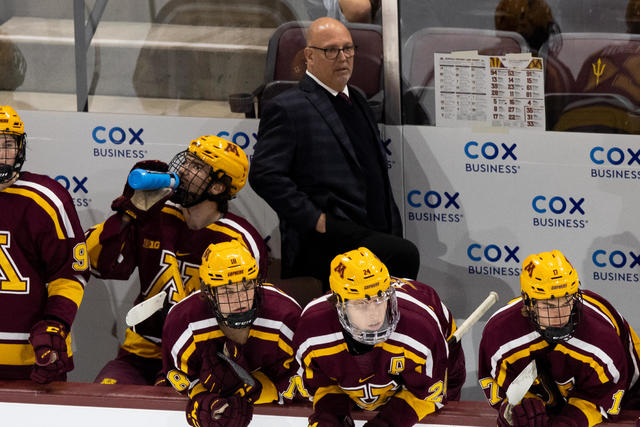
[209,182,226,196]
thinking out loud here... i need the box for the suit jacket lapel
[300,76,362,171]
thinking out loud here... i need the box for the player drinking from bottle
[0,105,90,383]
[293,247,465,427]
[163,240,301,427]
[86,135,267,386]
[478,250,640,427]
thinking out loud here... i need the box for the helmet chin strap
[0,165,16,184]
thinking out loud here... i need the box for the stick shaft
[448,291,498,343]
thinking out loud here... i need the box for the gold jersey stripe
[4,188,65,239]
[567,397,603,427]
[121,328,162,359]
[48,278,84,308]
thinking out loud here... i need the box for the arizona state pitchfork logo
[592,58,605,86]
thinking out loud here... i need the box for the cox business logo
[53,175,91,207]
[406,189,462,223]
[591,249,640,282]
[589,146,640,180]
[530,195,588,229]
[464,141,519,175]
[92,125,147,159]
[466,243,521,277]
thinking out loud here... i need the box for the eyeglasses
[308,45,357,60]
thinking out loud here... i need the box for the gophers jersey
[162,285,301,403]
[0,172,89,378]
[478,291,629,427]
[86,204,267,360]
[294,279,463,427]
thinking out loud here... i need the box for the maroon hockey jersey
[478,289,632,426]
[0,172,89,379]
[162,284,301,403]
[86,204,268,360]
[293,279,465,427]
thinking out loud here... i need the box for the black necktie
[338,92,352,105]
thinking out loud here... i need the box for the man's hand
[315,213,326,233]
[111,160,172,221]
[29,319,72,383]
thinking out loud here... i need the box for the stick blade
[506,360,538,405]
[125,291,167,326]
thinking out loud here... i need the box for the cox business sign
[591,249,640,283]
[530,195,588,229]
[463,140,519,175]
[466,243,521,277]
[406,189,462,223]
[589,146,640,181]
[92,125,147,159]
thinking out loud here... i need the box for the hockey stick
[217,351,256,388]
[125,291,167,327]
[503,360,538,424]
[447,291,499,343]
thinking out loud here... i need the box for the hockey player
[86,135,267,385]
[478,250,640,427]
[163,240,301,427]
[293,247,465,427]
[0,105,90,383]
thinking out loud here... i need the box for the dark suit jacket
[249,74,402,277]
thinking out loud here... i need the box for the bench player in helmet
[86,135,267,385]
[163,240,301,427]
[478,250,640,427]
[0,105,90,383]
[293,247,465,427]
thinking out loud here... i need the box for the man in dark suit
[249,17,419,290]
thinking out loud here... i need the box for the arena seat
[401,27,529,125]
[539,32,640,132]
[229,21,384,121]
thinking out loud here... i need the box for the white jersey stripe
[490,331,541,378]
[0,332,30,340]
[16,179,75,238]
[389,331,434,377]
[566,337,621,383]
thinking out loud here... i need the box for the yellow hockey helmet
[188,135,248,196]
[330,247,391,302]
[0,105,26,183]
[520,250,580,301]
[199,240,260,329]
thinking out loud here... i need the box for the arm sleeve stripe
[385,333,431,376]
[301,294,331,315]
[253,317,294,341]
[170,317,219,369]
[559,339,619,383]
[582,297,618,334]
[249,329,294,356]
[263,285,301,308]
[567,397,603,426]
[217,217,261,269]
[47,278,84,308]
[4,188,66,239]
[395,292,449,358]
[490,331,541,378]
[0,332,30,340]
[394,389,438,420]
[15,179,76,238]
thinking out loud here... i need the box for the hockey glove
[186,392,253,427]
[29,319,72,383]
[512,398,548,427]
[199,342,260,399]
[111,160,172,221]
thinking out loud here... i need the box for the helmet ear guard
[330,247,400,345]
[199,241,261,329]
[0,105,26,183]
[520,250,582,342]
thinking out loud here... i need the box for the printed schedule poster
[434,53,545,129]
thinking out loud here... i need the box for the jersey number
[0,231,29,293]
